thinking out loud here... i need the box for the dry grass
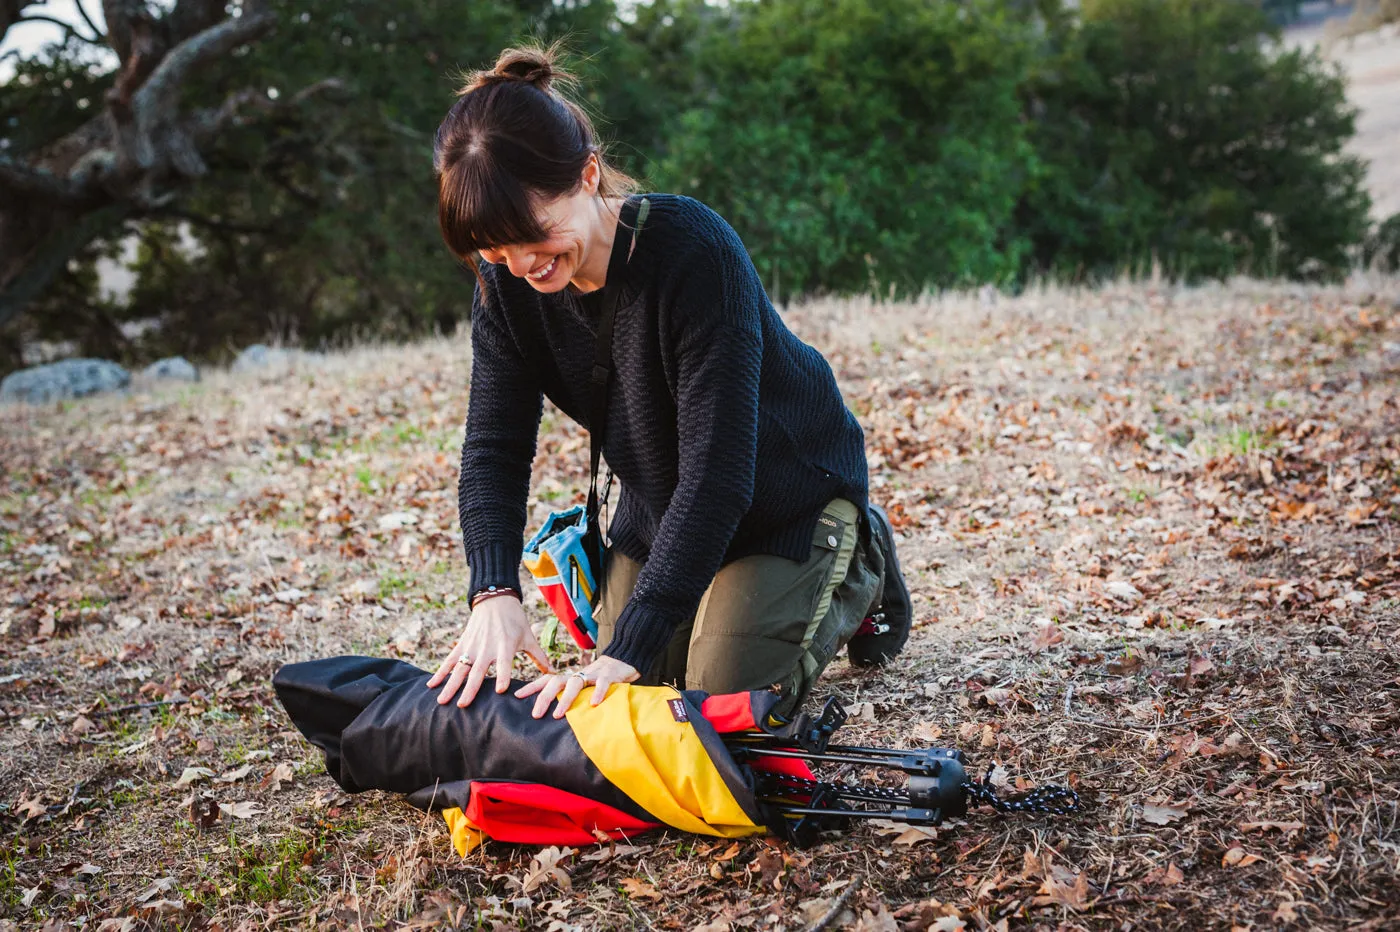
[2,277,1399,930]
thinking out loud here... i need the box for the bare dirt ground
[3,279,1399,930]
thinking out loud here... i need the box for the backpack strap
[585,195,648,565]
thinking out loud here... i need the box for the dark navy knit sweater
[458,194,869,673]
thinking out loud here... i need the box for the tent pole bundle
[726,698,1079,846]
[273,656,1079,855]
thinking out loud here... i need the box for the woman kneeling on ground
[426,44,912,719]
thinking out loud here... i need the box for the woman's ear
[582,153,601,195]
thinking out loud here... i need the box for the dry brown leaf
[1107,653,1143,675]
[214,763,254,784]
[1142,862,1185,886]
[183,793,218,832]
[1141,803,1188,825]
[1106,580,1143,604]
[977,687,1014,707]
[854,905,900,932]
[914,721,943,742]
[691,921,730,932]
[261,761,297,792]
[580,840,646,864]
[750,848,785,889]
[175,766,214,787]
[135,876,177,903]
[893,825,939,846]
[18,793,48,820]
[892,899,965,928]
[619,878,662,901]
[1032,869,1090,911]
[217,800,263,819]
[137,899,185,916]
[1030,621,1064,652]
[521,846,575,894]
[870,819,939,846]
[1222,847,1264,868]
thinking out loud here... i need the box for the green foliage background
[0,0,1382,373]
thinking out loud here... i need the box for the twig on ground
[46,779,87,816]
[1224,713,1282,763]
[1064,682,1229,734]
[805,876,864,932]
[89,698,190,718]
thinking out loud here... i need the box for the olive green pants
[595,498,885,717]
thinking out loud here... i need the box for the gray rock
[232,343,322,372]
[142,356,200,382]
[232,343,275,371]
[0,358,130,405]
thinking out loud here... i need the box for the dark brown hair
[434,43,636,270]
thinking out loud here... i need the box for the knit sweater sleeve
[458,270,544,601]
[601,236,763,672]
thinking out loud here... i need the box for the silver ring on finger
[566,671,591,683]
[455,655,472,666]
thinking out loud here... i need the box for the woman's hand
[426,596,552,707]
[514,655,640,719]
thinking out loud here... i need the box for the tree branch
[1,0,311,333]
[73,0,104,40]
[100,0,146,65]
[288,77,345,106]
[101,2,274,176]
[0,204,131,331]
[163,0,228,47]
[0,155,88,204]
[145,205,272,235]
[15,13,105,44]
[188,78,345,144]
[131,6,276,117]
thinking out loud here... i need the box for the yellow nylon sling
[566,683,763,839]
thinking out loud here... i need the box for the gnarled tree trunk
[0,0,331,331]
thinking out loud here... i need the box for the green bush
[654,0,1038,299]
[1019,0,1371,283]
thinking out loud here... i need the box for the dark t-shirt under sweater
[458,193,869,674]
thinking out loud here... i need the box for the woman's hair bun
[458,42,574,96]
[495,48,555,89]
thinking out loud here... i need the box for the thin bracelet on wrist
[470,586,522,609]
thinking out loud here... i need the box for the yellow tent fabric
[442,807,488,855]
[566,684,764,839]
[435,682,763,854]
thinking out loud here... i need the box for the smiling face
[477,156,610,294]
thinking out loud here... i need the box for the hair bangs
[437,153,551,259]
